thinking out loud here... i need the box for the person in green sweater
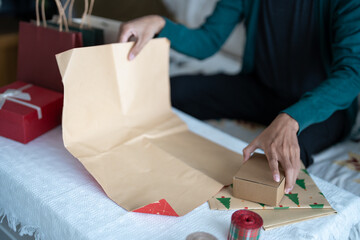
[118,0,360,194]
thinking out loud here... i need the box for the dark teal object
[158,0,360,135]
[47,21,104,47]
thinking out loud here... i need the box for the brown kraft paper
[56,38,243,216]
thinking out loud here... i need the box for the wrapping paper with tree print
[209,168,332,210]
[335,152,360,184]
[336,152,360,172]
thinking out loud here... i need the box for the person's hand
[118,15,166,61]
[243,113,301,194]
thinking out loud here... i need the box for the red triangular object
[133,199,179,217]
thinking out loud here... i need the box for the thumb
[243,142,258,162]
[128,39,142,61]
[118,24,134,43]
[119,30,133,43]
[128,33,152,61]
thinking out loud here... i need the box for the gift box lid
[234,153,285,188]
[0,81,63,116]
[233,153,285,206]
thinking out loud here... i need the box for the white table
[1,110,360,240]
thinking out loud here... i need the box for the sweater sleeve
[283,0,360,134]
[158,0,244,60]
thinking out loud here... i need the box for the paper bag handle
[35,0,44,27]
[54,0,70,32]
[79,0,89,29]
[35,0,69,32]
[59,0,77,26]
[86,0,95,27]
[65,0,94,29]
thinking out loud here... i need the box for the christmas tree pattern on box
[208,167,332,211]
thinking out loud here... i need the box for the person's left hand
[243,113,301,194]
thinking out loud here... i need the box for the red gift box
[0,81,63,143]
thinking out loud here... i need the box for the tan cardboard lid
[234,153,285,188]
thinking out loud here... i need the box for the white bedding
[1,110,360,240]
[162,0,245,77]
[310,139,360,240]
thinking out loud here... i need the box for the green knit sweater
[158,0,360,134]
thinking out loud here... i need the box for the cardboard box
[233,153,285,206]
[0,81,63,143]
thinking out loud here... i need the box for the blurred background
[0,0,55,86]
[0,0,173,87]
[0,0,243,88]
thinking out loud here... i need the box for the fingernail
[129,53,135,61]
[274,174,280,182]
[285,186,293,194]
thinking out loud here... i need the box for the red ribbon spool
[228,210,263,240]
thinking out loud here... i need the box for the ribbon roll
[186,232,217,240]
[228,210,263,240]
[0,84,43,119]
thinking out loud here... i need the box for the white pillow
[162,0,246,59]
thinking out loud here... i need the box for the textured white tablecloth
[1,109,360,240]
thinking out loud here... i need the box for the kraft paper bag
[56,38,243,216]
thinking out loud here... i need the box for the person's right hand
[118,15,166,61]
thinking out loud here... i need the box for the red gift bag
[17,0,83,93]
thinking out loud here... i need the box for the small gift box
[0,81,63,143]
[233,153,285,206]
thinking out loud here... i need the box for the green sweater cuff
[158,18,177,41]
[282,100,315,134]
